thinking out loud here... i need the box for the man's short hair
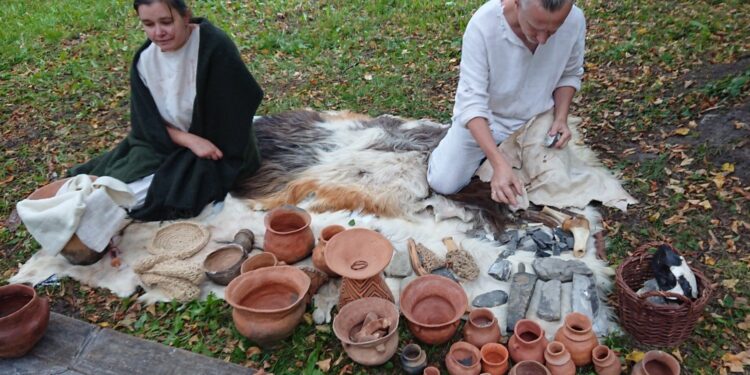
[520,0,573,12]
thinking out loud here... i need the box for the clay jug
[631,350,680,375]
[333,297,399,366]
[480,343,509,375]
[592,345,621,375]
[424,367,441,375]
[312,224,345,276]
[463,308,502,349]
[0,284,50,358]
[544,341,575,375]
[554,312,598,366]
[225,266,310,347]
[508,319,548,364]
[263,205,315,264]
[509,360,551,375]
[401,343,428,375]
[400,274,468,345]
[446,341,482,375]
[240,252,278,274]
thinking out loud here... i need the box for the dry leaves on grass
[721,351,750,373]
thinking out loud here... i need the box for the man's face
[516,0,573,45]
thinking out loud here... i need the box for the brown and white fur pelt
[236,110,450,219]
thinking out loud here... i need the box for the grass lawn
[1,0,749,373]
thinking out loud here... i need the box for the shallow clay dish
[203,245,246,285]
[324,228,393,280]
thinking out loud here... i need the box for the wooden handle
[442,237,459,253]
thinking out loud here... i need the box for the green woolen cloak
[70,19,263,221]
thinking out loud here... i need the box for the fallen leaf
[722,351,750,373]
[317,358,332,372]
[704,256,716,266]
[626,350,645,363]
[363,73,373,81]
[722,279,739,291]
[722,163,735,173]
[674,127,690,136]
[98,322,110,328]
[146,304,156,315]
[0,175,13,185]
[699,200,712,210]
[672,349,683,363]
[714,174,726,189]
[738,315,750,331]
[246,346,262,357]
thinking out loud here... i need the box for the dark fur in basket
[616,241,714,347]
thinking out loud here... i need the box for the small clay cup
[509,360,551,375]
[203,244,246,285]
[591,345,621,375]
[400,274,468,345]
[0,284,50,358]
[631,350,680,375]
[544,341,575,375]
[463,308,501,349]
[480,343,509,375]
[401,343,428,375]
[333,297,399,366]
[312,224,346,277]
[446,341,481,375]
[508,319,548,364]
[241,252,278,274]
[424,367,441,375]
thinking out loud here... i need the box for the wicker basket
[615,241,714,347]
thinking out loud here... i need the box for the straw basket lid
[149,222,210,259]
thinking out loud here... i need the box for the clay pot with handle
[463,308,501,349]
[0,284,50,358]
[554,312,599,366]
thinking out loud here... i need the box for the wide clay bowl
[0,284,50,358]
[332,297,400,366]
[324,228,394,280]
[225,265,310,347]
[203,244,246,285]
[400,274,468,345]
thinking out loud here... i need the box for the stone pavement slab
[0,313,255,375]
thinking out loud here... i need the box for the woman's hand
[166,127,223,160]
[548,118,572,149]
[490,161,523,206]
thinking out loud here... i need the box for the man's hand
[490,161,523,206]
[548,118,572,149]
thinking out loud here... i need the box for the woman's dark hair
[133,0,189,16]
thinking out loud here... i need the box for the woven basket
[149,222,210,259]
[615,241,714,347]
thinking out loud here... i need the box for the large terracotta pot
[401,343,428,375]
[543,341,575,375]
[332,297,399,366]
[592,345,621,375]
[554,312,598,366]
[0,284,50,358]
[508,319,548,364]
[446,341,482,375]
[509,360,551,375]
[464,308,501,349]
[312,224,345,276]
[263,205,315,264]
[225,265,310,347]
[480,343,509,375]
[400,274,468,345]
[631,350,680,375]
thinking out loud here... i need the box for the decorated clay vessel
[312,224,345,276]
[591,345,621,375]
[463,308,501,349]
[508,319,548,364]
[225,265,309,347]
[554,312,598,366]
[631,350,680,375]
[263,205,315,264]
[400,274,468,345]
[509,360,551,375]
[480,343,509,375]
[401,343,428,375]
[332,297,399,366]
[544,341,575,375]
[0,284,50,358]
[446,341,481,375]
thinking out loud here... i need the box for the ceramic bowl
[203,244,246,285]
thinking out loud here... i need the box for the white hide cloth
[15,175,136,254]
[12,111,633,339]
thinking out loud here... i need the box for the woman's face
[137,2,191,52]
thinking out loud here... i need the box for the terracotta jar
[401,343,428,375]
[631,350,680,375]
[446,341,482,375]
[554,312,598,366]
[480,343,509,375]
[225,265,310,347]
[508,319,548,364]
[0,284,50,358]
[263,205,315,264]
[333,297,399,366]
[464,308,502,349]
[544,341,575,375]
[591,345,621,375]
[312,224,345,276]
[424,367,441,375]
[400,274,468,345]
[509,360,551,375]
[240,252,278,274]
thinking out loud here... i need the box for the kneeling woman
[71,0,263,221]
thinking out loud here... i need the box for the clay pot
[592,345,621,375]
[225,265,310,347]
[424,367,441,375]
[27,176,105,266]
[312,224,345,276]
[464,308,501,349]
[446,341,482,375]
[631,350,680,375]
[401,343,428,374]
[0,284,50,358]
[263,205,315,264]
[203,244,246,285]
[509,360,551,375]
[240,252,278,274]
[480,343,509,375]
[544,341,575,375]
[400,274,468,345]
[332,297,399,366]
[508,319,548,364]
[554,312,598,367]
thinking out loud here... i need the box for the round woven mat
[149,222,210,259]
